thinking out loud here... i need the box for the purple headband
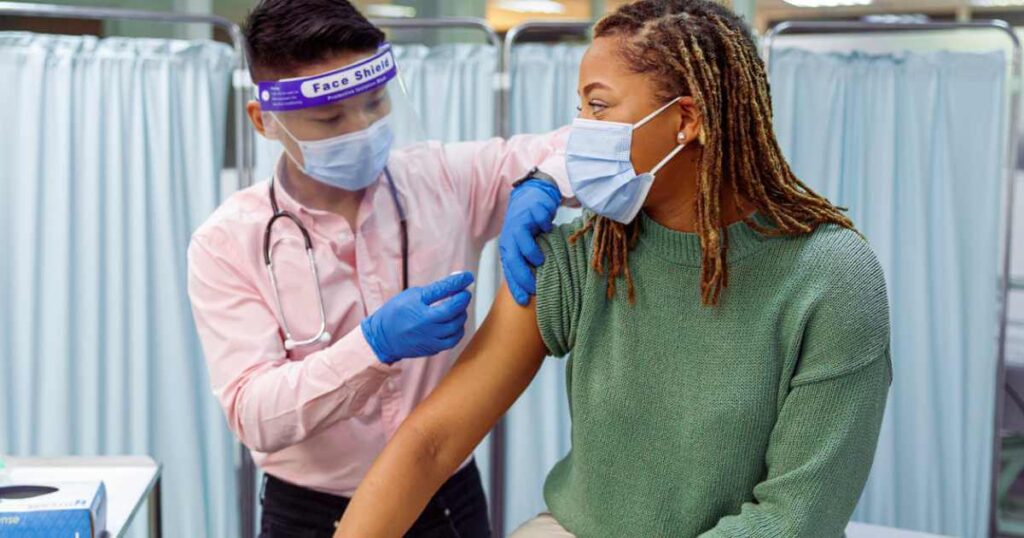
[257,44,397,112]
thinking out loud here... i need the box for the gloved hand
[499,179,562,306]
[361,271,475,364]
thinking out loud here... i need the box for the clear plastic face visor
[257,48,421,326]
[257,43,424,154]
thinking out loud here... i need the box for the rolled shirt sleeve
[441,127,570,247]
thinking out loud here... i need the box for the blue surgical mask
[566,97,686,224]
[278,113,394,191]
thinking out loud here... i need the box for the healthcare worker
[186,1,568,536]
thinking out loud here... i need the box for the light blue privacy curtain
[770,48,1007,538]
[0,33,238,537]
[395,44,498,144]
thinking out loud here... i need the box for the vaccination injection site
[9,0,1024,536]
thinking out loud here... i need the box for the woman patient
[336,1,891,536]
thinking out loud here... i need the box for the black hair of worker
[243,0,385,82]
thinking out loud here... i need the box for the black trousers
[259,461,491,538]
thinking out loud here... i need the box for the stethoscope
[263,168,409,350]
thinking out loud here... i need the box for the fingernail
[449,270,475,285]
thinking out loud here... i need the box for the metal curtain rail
[0,2,256,536]
[370,17,502,148]
[494,20,590,537]
[370,15,500,44]
[764,19,1021,67]
[501,20,590,139]
[763,19,1022,538]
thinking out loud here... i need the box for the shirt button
[444,508,451,517]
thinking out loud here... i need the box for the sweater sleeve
[697,351,890,538]
[534,219,591,358]
[698,231,892,538]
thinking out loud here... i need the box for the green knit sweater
[535,212,891,538]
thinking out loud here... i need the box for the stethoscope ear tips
[319,332,332,344]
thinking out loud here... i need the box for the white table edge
[6,456,163,538]
[116,460,161,538]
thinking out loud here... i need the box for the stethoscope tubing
[264,168,408,350]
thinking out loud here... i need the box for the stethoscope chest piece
[263,170,408,351]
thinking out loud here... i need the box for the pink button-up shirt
[187,132,568,496]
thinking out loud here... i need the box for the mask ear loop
[265,111,310,175]
[633,96,683,130]
[633,96,688,176]
[650,138,687,176]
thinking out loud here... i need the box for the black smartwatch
[512,166,560,194]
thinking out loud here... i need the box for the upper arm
[335,285,548,537]
[336,221,586,538]
[413,216,591,463]
[534,219,590,357]
[408,283,548,468]
[188,233,290,434]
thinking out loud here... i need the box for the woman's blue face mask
[566,96,686,224]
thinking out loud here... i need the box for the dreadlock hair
[570,0,854,306]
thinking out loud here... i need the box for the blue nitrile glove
[361,271,475,364]
[500,179,562,306]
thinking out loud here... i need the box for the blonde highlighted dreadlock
[571,0,854,305]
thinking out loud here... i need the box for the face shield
[257,44,427,309]
[257,43,425,191]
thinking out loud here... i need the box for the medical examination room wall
[0,25,1012,538]
[0,33,239,537]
